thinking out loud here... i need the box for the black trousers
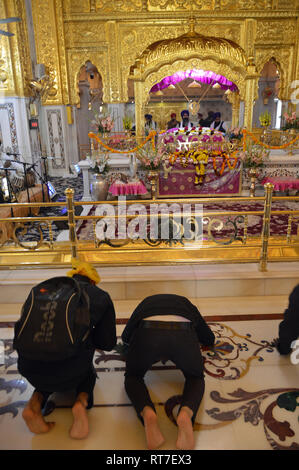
[25,365,97,410]
[124,321,205,425]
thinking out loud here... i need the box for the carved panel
[148,0,213,10]
[31,0,61,104]
[256,20,297,44]
[63,0,91,13]
[0,0,31,97]
[46,109,66,169]
[120,24,186,101]
[95,0,144,11]
[0,103,18,153]
[64,22,106,47]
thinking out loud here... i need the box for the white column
[78,159,92,201]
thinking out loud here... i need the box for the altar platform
[158,159,242,197]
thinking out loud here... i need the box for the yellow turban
[67,259,101,284]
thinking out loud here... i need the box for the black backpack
[13,276,90,362]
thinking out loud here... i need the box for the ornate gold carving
[31,0,61,104]
[96,0,143,11]
[64,22,106,47]
[256,20,297,44]
[148,0,213,10]
[130,30,247,85]
[0,0,31,97]
[106,21,121,103]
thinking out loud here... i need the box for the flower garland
[168,148,238,181]
[88,131,157,154]
[242,129,299,150]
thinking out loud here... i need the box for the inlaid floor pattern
[1,315,299,450]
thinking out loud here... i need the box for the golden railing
[0,184,298,271]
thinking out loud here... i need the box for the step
[0,295,288,323]
[0,262,298,304]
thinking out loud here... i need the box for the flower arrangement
[136,143,166,170]
[122,115,133,131]
[229,127,243,141]
[91,111,114,135]
[239,144,270,169]
[259,111,271,127]
[91,154,110,175]
[282,112,299,130]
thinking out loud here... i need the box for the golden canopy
[129,24,248,82]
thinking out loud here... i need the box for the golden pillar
[244,64,259,131]
[227,92,241,129]
[134,80,145,142]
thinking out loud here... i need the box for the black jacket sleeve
[89,288,117,351]
[278,284,299,355]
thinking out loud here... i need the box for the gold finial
[188,7,196,37]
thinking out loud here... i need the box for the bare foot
[142,406,165,450]
[23,393,55,434]
[69,400,89,440]
[176,407,195,450]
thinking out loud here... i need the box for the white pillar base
[78,159,92,201]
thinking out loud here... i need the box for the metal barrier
[0,184,298,270]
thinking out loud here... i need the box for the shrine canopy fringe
[150,69,238,93]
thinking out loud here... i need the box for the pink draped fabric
[109,181,148,196]
[261,177,299,192]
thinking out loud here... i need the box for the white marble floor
[1,318,299,450]
[0,262,298,450]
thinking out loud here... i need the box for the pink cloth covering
[109,180,148,196]
[261,177,299,192]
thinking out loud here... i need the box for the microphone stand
[39,155,51,202]
[19,161,33,216]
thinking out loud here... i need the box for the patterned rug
[77,200,299,241]
[14,175,84,242]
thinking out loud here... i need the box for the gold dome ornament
[188,80,201,88]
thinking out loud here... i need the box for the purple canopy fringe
[150,69,238,93]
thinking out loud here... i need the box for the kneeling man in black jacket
[121,294,215,450]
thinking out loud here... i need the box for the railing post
[65,188,77,259]
[259,182,274,272]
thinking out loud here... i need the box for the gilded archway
[129,25,255,135]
